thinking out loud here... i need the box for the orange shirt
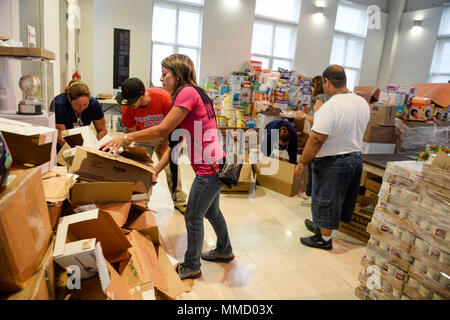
[121,88,172,130]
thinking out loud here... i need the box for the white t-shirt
[311,93,370,158]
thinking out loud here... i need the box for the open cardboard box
[53,208,131,280]
[66,242,134,300]
[123,204,160,246]
[69,146,154,193]
[0,117,57,174]
[255,155,307,197]
[0,167,53,293]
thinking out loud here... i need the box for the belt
[316,152,361,160]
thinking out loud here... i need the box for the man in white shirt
[294,65,370,250]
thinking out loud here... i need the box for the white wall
[293,0,338,77]
[359,11,389,88]
[390,7,443,85]
[0,0,12,37]
[199,0,256,84]
[42,0,61,96]
[91,0,153,96]
[79,0,94,90]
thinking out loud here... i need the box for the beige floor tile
[148,154,367,300]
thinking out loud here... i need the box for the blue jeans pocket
[312,198,332,225]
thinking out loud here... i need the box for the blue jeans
[184,173,233,270]
[311,152,363,230]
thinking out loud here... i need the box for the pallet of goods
[355,151,449,300]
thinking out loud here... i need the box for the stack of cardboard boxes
[0,119,190,300]
[362,103,397,154]
[355,152,449,300]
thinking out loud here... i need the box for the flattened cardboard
[0,168,52,293]
[53,209,131,279]
[120,255,156,300]
[42,168,77,203]
[69,146,154,193]
[256,156,307,197]
[155,246,189,300]
[1,237,56,300]
[0,117,57,174]
[125,231,167,292]
[70,182,134,204]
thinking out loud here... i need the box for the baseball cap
[116,77,146,106]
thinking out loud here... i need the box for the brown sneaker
[176,263,202,280]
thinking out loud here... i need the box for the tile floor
[148,157,367,300]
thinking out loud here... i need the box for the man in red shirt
[117,77,187,214]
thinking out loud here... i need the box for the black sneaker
[305,219,321,235]
[176,263,202,280]
[300,233,333,250]
[201,248,235,263]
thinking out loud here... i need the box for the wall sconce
[314,5,325,23]
[225,0,239,8]
[411,19,423,35]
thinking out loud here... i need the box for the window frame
[429,5,450,83]
[250,0,301,70]
[151,0,203,87]
[330,1,368,90]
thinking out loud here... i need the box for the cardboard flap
[431,151,450,170]
[97,202,132,228]
[120,147,152,164]
[73,146,155,173]
[42,167,77,202]
[156,246,190,299]
[128,210,159,246]
[62,127,98,149]
[126,231,167,292]
[70,182,134,204]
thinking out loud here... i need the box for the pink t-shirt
[173,86,225,177]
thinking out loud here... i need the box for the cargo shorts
[311,152,363,230]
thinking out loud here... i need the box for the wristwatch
[123,134,130,146]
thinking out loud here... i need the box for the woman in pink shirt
[102,54,234,280]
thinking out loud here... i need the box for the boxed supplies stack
[355,152,450,300]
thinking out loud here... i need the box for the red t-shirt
[122,88,172,130]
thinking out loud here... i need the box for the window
[430,6,450,83]
[329,1,368,91]
[250,0,301,70]
[151,0,203,87]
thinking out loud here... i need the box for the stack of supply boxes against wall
[355,152,450,300]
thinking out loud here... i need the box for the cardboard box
[0,168,53,293]
[355,86,374,104]
[256,156,307,197]
[365,176,383,194]
[69,182,134,205]
[350,196,378,229]
[53,208,131,280]
[365,189,379,200]
[369,103,396,126]
[339,221,370,243]
[1,237,56,300]
[66,243,134,300]
[409,97,433,121]
[0,117,57,174]
[221,162,254,194]
[363,124,396,144]
[69,146,154,193]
